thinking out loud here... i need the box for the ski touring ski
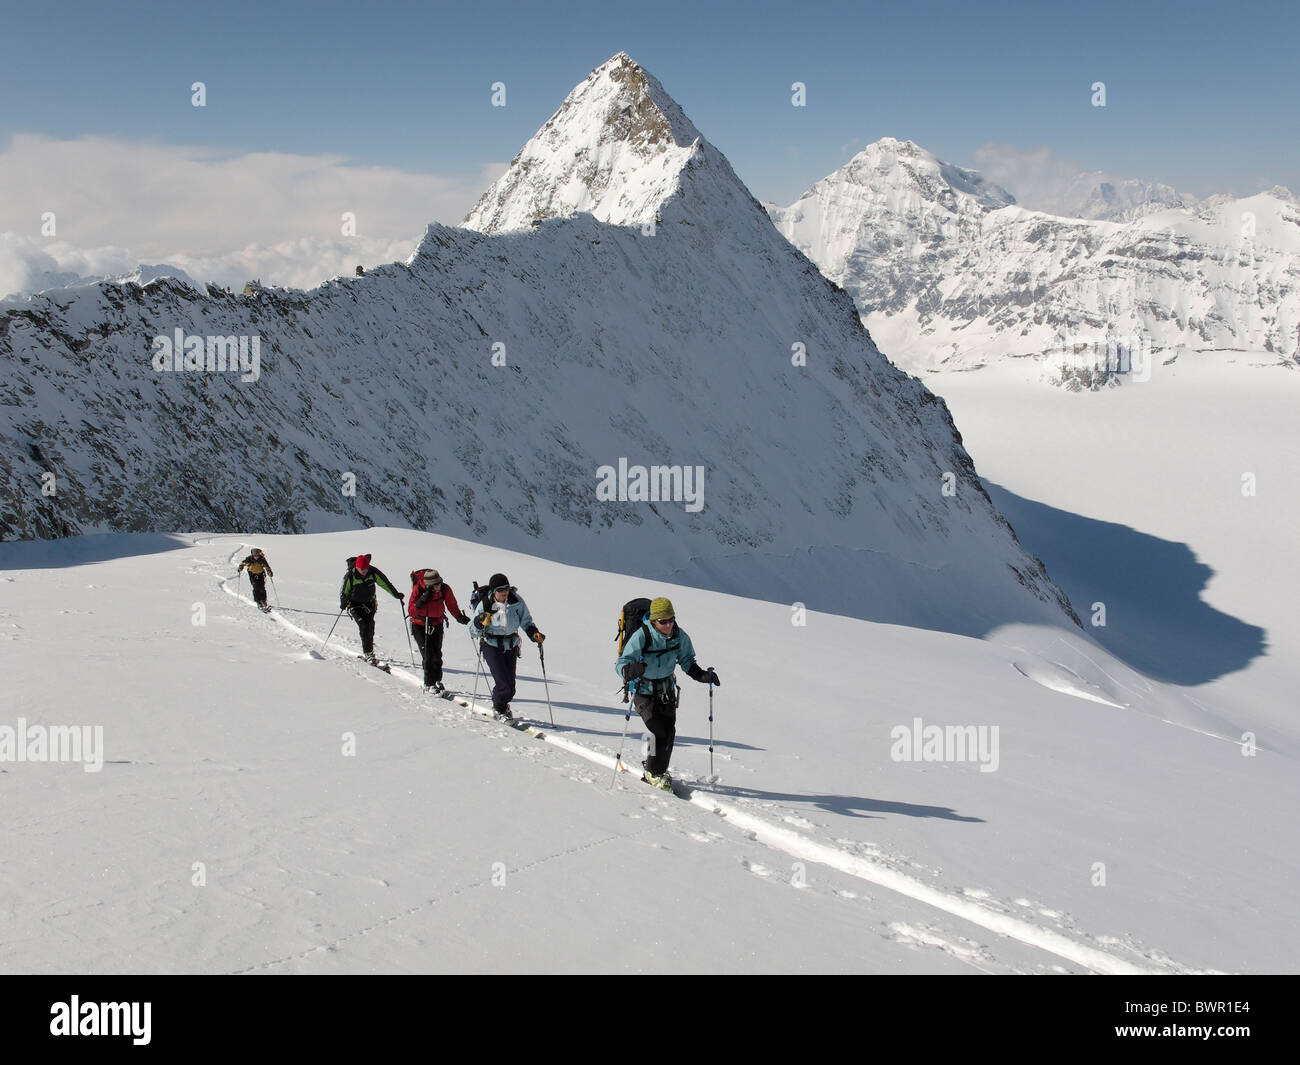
[437,690,547,739]
[358,655,392,673]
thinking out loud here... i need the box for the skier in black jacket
[339,554,403,664]
[237,548,273,612]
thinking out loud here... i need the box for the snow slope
[1,528,1295,973]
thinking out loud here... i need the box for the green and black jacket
[340,557,401,609]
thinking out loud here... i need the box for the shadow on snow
[984,481,1267,686]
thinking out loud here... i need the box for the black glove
[339,599,348,611]
[688,663,720,686]
[622,661,647,682]
[456,613,470,625]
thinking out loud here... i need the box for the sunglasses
[653,617,675,625]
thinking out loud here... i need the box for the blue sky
[3,0,1296,204]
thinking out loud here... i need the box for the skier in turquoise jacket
[616,596,719,789]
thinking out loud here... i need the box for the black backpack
[471,579,518,611]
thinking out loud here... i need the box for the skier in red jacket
[408,568,470,692]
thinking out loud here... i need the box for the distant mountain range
[768,138,1300,377]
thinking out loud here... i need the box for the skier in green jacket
[339,554,403,664]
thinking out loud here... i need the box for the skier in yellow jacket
[237,548,274,612]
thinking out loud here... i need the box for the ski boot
[641,768,673,792]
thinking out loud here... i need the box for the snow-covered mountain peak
[767,138,1015,286]
[463,52,726,234]
[3,60,1079,635]
[833,138,1017,213]
[1060,174,1192,220]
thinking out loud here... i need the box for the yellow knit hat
[649,597,675,621]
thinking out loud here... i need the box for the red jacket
[407,573,462,626]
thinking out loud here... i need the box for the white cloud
[970,143,1196,220]
[0,133,506,296]
[970,143,1089,214]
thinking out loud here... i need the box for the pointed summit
[463,53,726,233]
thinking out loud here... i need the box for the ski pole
[402,600,415,667]
[538,643,555,726]
[708,680,715,779]
[270,574,280,608]
[322,608,345,652]
[611,705,633,788]
[469,627,486,707]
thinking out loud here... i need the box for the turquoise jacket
[616,620,697,694]
[472,590,537,649]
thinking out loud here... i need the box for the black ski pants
[348,603,377,655]
[634,680,679,775]
[412,618,446,686]
[248,572,267,606]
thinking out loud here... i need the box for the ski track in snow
[211,542,1202,975]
